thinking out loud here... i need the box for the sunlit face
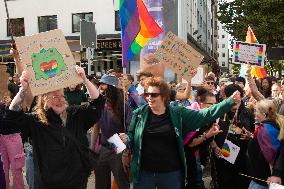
[200,96,216,109]
[254,108,266,122]
[45,89,66,114]
[271,85,281,98]
[262,79,269,90]
[204,80,215,92]
[139,76,147,87]
[145,86,164,110]
[121,75,131,89]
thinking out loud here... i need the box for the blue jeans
[134,170,182,189]
[248,181,268,189]
[25,143,34,189]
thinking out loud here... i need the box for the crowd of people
[0,51,284,189]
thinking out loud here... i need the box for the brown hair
[34,92,68,126]
[256,99,284,140]
[144,77,171,106]
[34,95,49,125]
[137,72,153,81]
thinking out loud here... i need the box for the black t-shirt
[141,108,181,172]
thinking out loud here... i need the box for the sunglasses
[144,92,161,98]
[206,81,214,85]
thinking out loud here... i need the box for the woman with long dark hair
[93,74,132,189]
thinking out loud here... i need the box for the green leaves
[218,0,284,46]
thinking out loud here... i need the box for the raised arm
[76,66,99,100]
[181,91,241,134]
[9,71,29,111]
[245,64,264,101]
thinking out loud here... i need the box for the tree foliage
[218,0,284,46]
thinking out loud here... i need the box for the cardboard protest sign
[155,31,204,82]
[221,139,240,164]
[15,29,82,96]
[233,41,266,66]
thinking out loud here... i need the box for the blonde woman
[5,66,104,189]
[247,99,284,189]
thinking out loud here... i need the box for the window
[38,15,57,32]
[72,12,93,33]
[222,62,225,66]
[208,30,210,40]
[222,53,225,57]
[222,44,225,48]
[197,10,199,24]
[222,35,225,38]
[115,11,121,31]
[7,18,25,37]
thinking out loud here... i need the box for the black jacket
[3,95,104,189]
[214,103,255,171]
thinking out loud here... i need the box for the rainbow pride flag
[239,64,268,79]
[245,26,259,43]
[119,0,163,67]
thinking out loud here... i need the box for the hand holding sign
[19,71,29,91]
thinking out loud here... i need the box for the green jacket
[127,97,235,182]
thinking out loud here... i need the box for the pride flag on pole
[119,0,163,67]
[245,26,259,44]
[239,64,268,79]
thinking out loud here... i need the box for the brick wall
[0,64,10,100]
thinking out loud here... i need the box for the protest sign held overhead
[15,29,82,96]
[233,41,266,66]
[155,31,204,82]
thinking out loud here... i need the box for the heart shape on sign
[40,60,58,71]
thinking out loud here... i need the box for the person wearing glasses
[203,76,217,94]
[4,66,104,189]
[184,88,221,189]
[211,84,255,189]
[119,77,241,189]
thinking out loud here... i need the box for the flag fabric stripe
[246,26,259,43]
[239,64,268,79]
[137,0,163,37]
[119,0,163,67]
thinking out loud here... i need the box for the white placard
[233,41,266,66]
[107,133,126,154]
[221,139,240,164]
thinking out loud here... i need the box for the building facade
[217,21,230,73]
[0,0,122,76]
